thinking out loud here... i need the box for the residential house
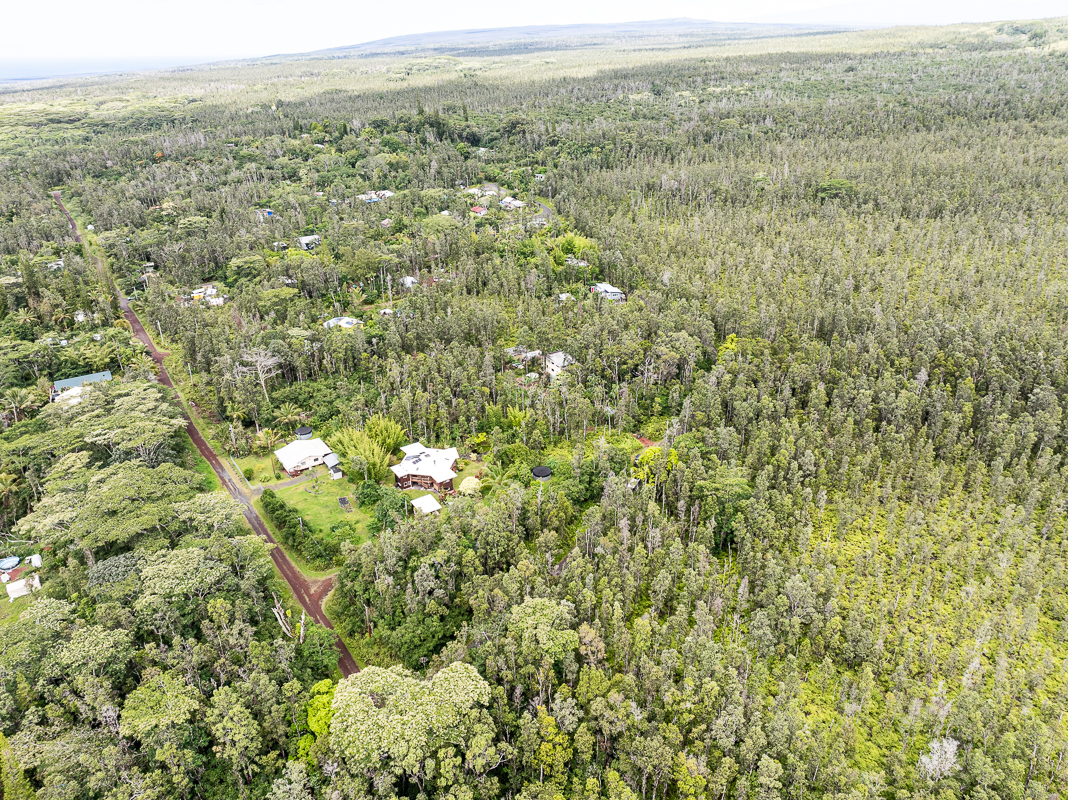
[400,276,419,289]
[274,437,334,477]
[51,370,112,402]
[323,316,363,329]
[255,209,274,222]
[591,282,627,302]
[500,197,526,211]
[471,206,488,216]
[297,235,321,251]
[391,442,459,493]
[545,351,576,379]
[504,346,542,367]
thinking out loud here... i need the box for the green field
[273,477,372,548]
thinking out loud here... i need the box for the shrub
[242,467,254,481]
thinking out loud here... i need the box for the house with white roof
[590,282,627,302]
[545,351,576,379]
[324,316,363,329]
[274,437,334,477]
[391,442,459,493]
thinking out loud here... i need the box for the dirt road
[52,192,358,676]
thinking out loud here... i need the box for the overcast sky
[1,0,1064,80]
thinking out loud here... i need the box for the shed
[324,452,343,480]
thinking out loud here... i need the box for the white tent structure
[411,494,443,515]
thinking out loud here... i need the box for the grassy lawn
[0,594,32,626]
[274,477,372,543]
[235,452,285,486]
[252,496,339,579]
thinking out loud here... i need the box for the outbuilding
[411,494,443,515]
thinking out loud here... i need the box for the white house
[297,235,322,251]
[400,276,419,289]
[391,442,459,492]
[591,282,626,302]
[274,437,334,477]
[545,351,576,379]
[324,316,362,329]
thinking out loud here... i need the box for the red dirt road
[121,299,358,676]
[53,192,357,676]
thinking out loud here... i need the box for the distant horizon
[2,5,1064,82]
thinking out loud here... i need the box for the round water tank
[296,426,314,440]
[532,466,552,482]
[0,556,20,572]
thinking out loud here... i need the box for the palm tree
[274,402,305,431]
[255,427,284,454]
[52,308,72,330]
[480,462,520,496]
[3,388,41,422]
[12,309,37,328]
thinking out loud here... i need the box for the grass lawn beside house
[272,477,372,549]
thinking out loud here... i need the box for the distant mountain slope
[315,18,849,56]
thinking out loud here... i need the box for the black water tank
[532,466,552,482]
[296,426,314,440]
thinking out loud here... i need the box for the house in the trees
[274,437,334,477]
[590,282,626,302]
[324,316,362,329]
[545,351,576,379]
[400,276,419,290]
[51,370,112,402]
[297,235,321,251]
[504,346,542,367]
[391,442,459,493]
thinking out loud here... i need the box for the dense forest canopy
[0,15,1067,800]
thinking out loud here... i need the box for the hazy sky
[2,0,1064,79]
